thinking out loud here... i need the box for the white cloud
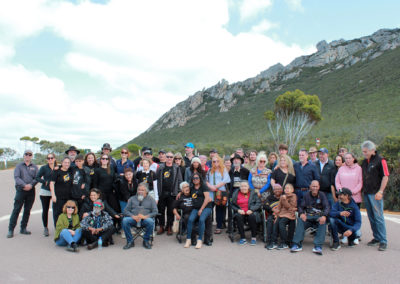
[285,0,304,11]
[250,19,279,34]
[239,0,273,21]
[0,0,313,152]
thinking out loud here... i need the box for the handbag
[172,219,180,233]
[212,171,228,206]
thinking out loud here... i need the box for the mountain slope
[126,29,400,152]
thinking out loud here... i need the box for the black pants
[278,217,296,246]
[40,195,51,228]
[52,199,68,227]
[266,215,279,244]
[235,213,258,239]
[9,190,35,231]
[83,227,115,244]
[158,193,175,228]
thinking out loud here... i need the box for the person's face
[166,153,174,164]
[284,185,294,194]
[339,194,350,203]
[344,154,354,167]
[174,157,182,166]
[249,152,257,161]
[142,160,150,170]
[75,159,84,168]
[182,185,190,195]
[200,156,207,165]
[244,156,249,164]
[121,150,128,158]
[299,151,308,163]
[273,188,283,197]
[310,181,320,196]
[280,157,287,168]
[318,152,328,162]
[339,149,347,157]
[212,158,220,168]
[240,183,249,194]
[309,152,317,160]
[192,161,200,169]
[66,204,76,214]
[87,154,95,165]
[362,148,374,160]
[233,158,241,168]
[93,204,103,215]
[224,160,231,169]
[68,151,77,160]
[125,171,133,180]
[102,148,111,155]
[269,155,277,164]
[279,149,288,155]
[62,159,70,169]
[158,152,166,160]
[185,147,193,155]
[258,157,267,168]
[192,175,200,185]
[236,149,244,157]
[100,155,109,166]
[24,152,33,163]
[335,156,343,167]
[144,153,152,159]
[137,186,147,196]
[46,155,55,165]
[210,152,216,159]
[90,192,100,202]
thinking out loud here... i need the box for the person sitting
[122,182,158,250]
[264,184,283,250]
[276,183,297,249]
[54,200,82,253]
[173,182,193,233]
[290,180,330,255]
[231,181,261,245]
[329,188,362,251]
[81,200,115,250]
[80,188,120,221]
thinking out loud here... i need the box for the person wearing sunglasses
[35,153,58,237]
[7,150,38,239]
[99,143,117,171]
[50,157,73,228]
[116,148,134,176]
[81,200,115,250]
[248,152,272,201]
[71,155,90,212]
[174,152,186,181]
[156,152,183,235]
[54,200,81,252]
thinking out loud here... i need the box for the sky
[0,0,399,154]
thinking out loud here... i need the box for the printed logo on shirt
[164,171,171,179]
[90,169,95,175]
[63,174,70,182]
[192,193,198,199]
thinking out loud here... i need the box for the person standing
[100,143,116,170]
[244,150,257,171]
[115,148,134,176]
[35,153,57,237]
[361,141,389,251]
[248,152,272,201]
[158,150,166,165]
[270,154,296,189]
[315,148,335,206]
[308,147,318,163]
[71,155,90,211]
[156,152,183,235]
[174,152,186,180]
[206,149,218,169]
[7,150,38,238]
[183,143,196,167]
[65,146,80,168]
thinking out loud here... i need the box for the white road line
[0,209,52,222]
[361,211,400,224]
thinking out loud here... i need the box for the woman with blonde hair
[174,152,186,180]
[248,152,272,200]
[271,154,296,189]
[206,154,231,234]
[54,200,81,252]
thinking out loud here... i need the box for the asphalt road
[0,168,399,284]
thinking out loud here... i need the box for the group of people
[7,140,389,255]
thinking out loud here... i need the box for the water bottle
[98,236,103,250]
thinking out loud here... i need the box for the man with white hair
[361,140,389,251]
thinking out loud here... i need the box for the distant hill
[125,28,400,153]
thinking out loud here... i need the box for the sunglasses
[47,157,54,160]
[212,160,218,163]
[259,160,266,163]
[93,204,102,208]
[174,157,182,160]
[192,177,200,180]
[25,153,32,156]
[66,206,75,209]
[101,157,109,160]
[121,152,128,154]
[166,156,174,158]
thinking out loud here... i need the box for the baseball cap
[209,148,218,153]
[24,149,33,155]
[309,147,317,153]
[318,147,329,154]
[158,149,166,154]
[184,142,195,149]
[102,143,112,150]
[338,188,352,196]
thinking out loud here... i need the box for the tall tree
[20,136,31,151]
[264,89,322,155]
[0,147,17,168]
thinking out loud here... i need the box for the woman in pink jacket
[335,153,363,206]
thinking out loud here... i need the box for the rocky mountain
[127,28,400,152]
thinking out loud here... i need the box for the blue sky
[0,0,399,154]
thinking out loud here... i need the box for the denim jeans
[55,228,82,246]
[119,201,127,213]
[364,193,387,244]
[215,205,226,229]
[186,208,212,241]
[8,189,35,231]
[278,217,296,246]
[295,190,305,207]
[292,215,327,247]
[329,217,357,243]
[324,192,334,208]
[266,215,279,244]
[122,217,154,243]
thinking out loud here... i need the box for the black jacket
[229,166,250,192]
[156,164,183,196]
[314,160,335,193]
[117,177,138,202]
[298,190,330,217]
[36,164,56,191]
[231,190,261,212]
[71,167,91,200]
[79,198,118,219]
[361,152,389,194]
[93,167,118,195]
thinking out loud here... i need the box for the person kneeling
[232,181,261,246]
[81,199,115,250]
[329,188,361,251]
[290,180,330,255]
[54,200,82,253]
[122,182,158,250]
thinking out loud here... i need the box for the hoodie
[335,164,363,203]
[329,199,362,233]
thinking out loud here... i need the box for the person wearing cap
[65,146,80,168]
[329,188,362,250]
[244,150,257,171]
[308,147,318,163]
[314,148,336,206]
[206,149,218,169]
[135,147,159,173]
[7,150,38,238]
[158,149,166,164]
[184,157,206,183]
[81,199,115,250]
[71,155,90,211]
[100,143,117,170]
[183,143,196,168]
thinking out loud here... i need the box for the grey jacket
[14,162,38,190]
[156,164,183,196]
[123,195,158,218]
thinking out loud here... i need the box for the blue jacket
[115,159,135,175]
[294,161,320,189]
[330,199,362,233]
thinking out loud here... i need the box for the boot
[195,240,202,249]
[184,239,191,248]
[167,226,173,236]
[157,226,165,235]
[43,227,49,237]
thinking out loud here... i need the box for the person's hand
[69,230,75,236]
[89,227,96,234]
[175,215,181,221]
[238,210,245,215]
[281,195,287,200]
[95,228,102,234]
[51,195,57,203]
[176,193,182,200]
[375,191,383,201]
[156,200,158,205]
[114,215,120,219]
[23,184,32,191]
[319,216,326,225]
[257,192,261,198]
[198,209,203,216]
[132,215,140,222]
[82,213,89,218]
[343,230,353,237]
[340,211,350,217]
[246,210,253,215]
[300,214,307,222]
[333,196,338,202]
[81,195,85,200]
[81,184,85,189]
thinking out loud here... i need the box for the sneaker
[121,231,126,239]
[239,239,247,245]
[367,239,380,246]
[66,244,75,252]
[331,242,341,251]
[348,240,355,248]
[43,227,49,237]
[341,236,348,244]
[265,243,273,250]
[20,228,31,235]
[277,243,289,250]
[71,242,79,252]
[312,246,323,255]
[378,243,387,251]
[250,239,257,246]
[353,238,359,245]
[7,230,14,238]
[290,244,302,252]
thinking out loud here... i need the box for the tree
[0,147,17,168]
[264,89,322,155]
[31,137,39,153]
[20,136,31,151]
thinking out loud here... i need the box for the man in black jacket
[291,180,330,255]
[361,140,389,251]
[314,148,335,206]
[156,152,183,235]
